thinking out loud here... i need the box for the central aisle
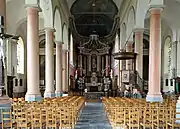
[75,102,112,129]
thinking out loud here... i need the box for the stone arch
[120,23,127,49]
[62,23,68,50]
[40,0,54,28]
[135,0,149,29]
[53,6,62,42]
[115,33,119,52]
[6,0,26,34]
[69,33,74,65]
[39,29,45,48]
[163,36,172,75]
[17,37,24,74]
[127,6,135,41]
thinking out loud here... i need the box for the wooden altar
[74,34,114,99]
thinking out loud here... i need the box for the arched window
[17,37,24,74]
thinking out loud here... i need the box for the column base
[146,93,163,102]
[55,91,63,97]
[25,93,42,102]
[62,91,68,97]
[44,92,55,98]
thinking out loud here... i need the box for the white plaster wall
[6,0,26,34]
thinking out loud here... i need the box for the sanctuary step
[75,102,112,129]
[84,92,104,100]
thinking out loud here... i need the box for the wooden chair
[140,107,154,129]
[59,103,73,129]
[112,107,127,129]
[31,107,43,129]
[166,107,180,128]
[153,106,166,129]
[16,109,31,128]
[1,108,16,129]
[46,108,58,129]
[127,107,140,129]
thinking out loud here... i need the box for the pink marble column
[135,29,144,78]
[105,55,109,76]
[146,8,163,102]
[65,50,69,92]
[55,42,63,97]
[25,7,41,101]
[126,42,133,70]
[62,49,68,92]
[44,28,55,98]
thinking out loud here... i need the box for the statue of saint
[75,70,78,80]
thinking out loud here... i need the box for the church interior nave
[1,0,180,128]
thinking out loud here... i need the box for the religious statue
[101,69,105,76]
[75,70,78,80]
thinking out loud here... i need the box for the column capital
[25,0,41,11]
[55,41,64,44]
[44,27,56,32]
[127,41,134,44]
[62,49,69,53]
[10,38,18,44]
[25,5,41,12]
[149,5,165,14]
[133,28,144,33]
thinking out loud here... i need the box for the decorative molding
[42,0,50,10]
[44,27,56,32]
[55,41,64,44]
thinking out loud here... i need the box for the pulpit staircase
[122,70,146,94]
[134,71,146,93]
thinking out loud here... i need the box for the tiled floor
[75,102,112,129]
